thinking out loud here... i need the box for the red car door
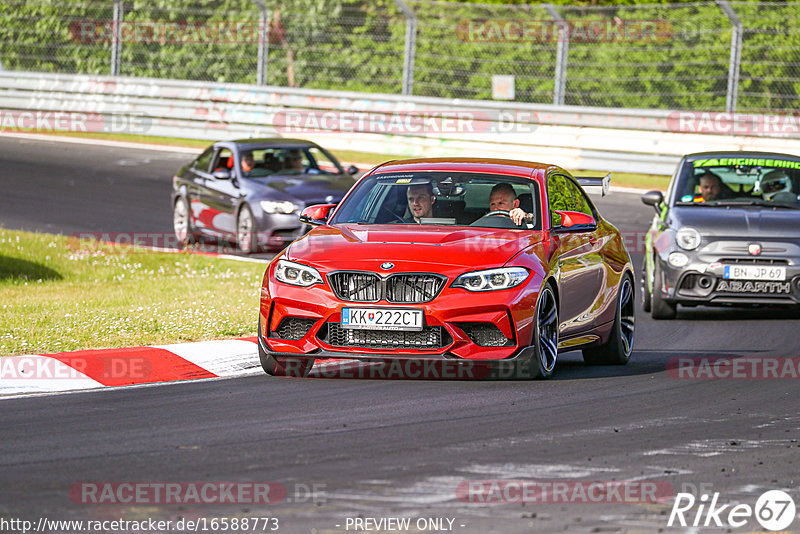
[547,174,606,340]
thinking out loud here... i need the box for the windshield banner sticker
[693,158,800,169]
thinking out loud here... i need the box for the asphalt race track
[1,136,799,533]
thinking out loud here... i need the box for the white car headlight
[274,259,323,287]
[676,227,701,251]
[452,267,529,292]
[261,200,299,214]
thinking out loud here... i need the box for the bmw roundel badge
[380,262,394,270]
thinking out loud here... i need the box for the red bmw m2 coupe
[258,159,634,379]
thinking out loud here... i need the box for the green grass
[24,131,669,190]
[0,228,268,356]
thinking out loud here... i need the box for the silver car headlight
[274,259,323,287]
[452,267,529,292]
[261,200,299,214]
[668,252,689,268]
[676,227,701,251]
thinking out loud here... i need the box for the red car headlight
[274,259,323,287]
[452,267,529,292]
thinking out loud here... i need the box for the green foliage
[0,0,798,111]
[0,227,265,355]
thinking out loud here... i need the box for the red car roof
[370,158,561,180]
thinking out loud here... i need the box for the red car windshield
[330,172,541,229]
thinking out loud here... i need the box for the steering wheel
[485,210,510,217]
[381,206,407,223]
[470,210,520,228]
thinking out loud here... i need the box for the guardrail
[1,71,799,176]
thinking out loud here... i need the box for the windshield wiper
[709,199,800,209]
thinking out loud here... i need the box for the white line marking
[0,355,104,395]
[152,339,260,377]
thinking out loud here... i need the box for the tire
[583,274,634,365]
[173,197,197,246]
[257,319,315,377]
[236,205,258,253]
[640,256,652,313]
[520,284,559,379]
[651,260,677,320]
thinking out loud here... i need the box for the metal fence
[1,0,799,113]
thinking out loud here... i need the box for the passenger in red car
[406,183,436,223]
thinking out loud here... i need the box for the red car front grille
[319,323,450,349]
[328,272,446,303]
[269,317,316,340]
[328,272,381,302]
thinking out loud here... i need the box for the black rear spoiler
[576,173,611,196]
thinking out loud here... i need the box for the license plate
[723,265,786,281]
[341,307,423,331]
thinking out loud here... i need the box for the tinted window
[330,172,541,229]
[236,146,344,177]
[307,146,342,174]
[675,157,800,206]
[565,177,594,217]
[242,148,284,176]
[547,173,575,225]
[211,148,233,173]
[194,148,214,173]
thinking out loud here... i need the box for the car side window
[564,177,595,217]
[547,173,575,226]
[210,148,234,174]
[307,147,340,174]
[194,148,214,173]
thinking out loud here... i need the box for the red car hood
[286,224,546,273]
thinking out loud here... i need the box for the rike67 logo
[668,490,796,531]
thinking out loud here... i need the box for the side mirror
[212,169,231,180]
[299,203,337,226]
[641,190,664,208]
[347,165,359,176]
[552,210,597,230]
